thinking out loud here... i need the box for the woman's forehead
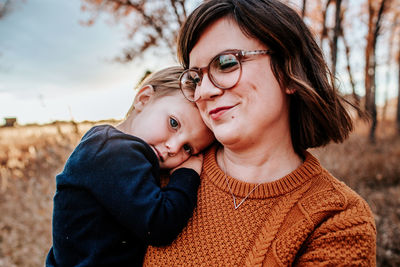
[189,18,265,67]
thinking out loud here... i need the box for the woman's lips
[209,106,235,120]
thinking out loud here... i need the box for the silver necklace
[222,155,261,209]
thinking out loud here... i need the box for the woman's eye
[183,144,193,155]
[214,54,239,72]
[188,71,201,86]
[193,76,201,85]
[169,117,179,129]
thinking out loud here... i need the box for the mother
[144,0,376,265]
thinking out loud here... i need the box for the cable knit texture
[144,145,376,266]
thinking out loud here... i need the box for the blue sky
[0,0,176,124]
[0,0,397,125]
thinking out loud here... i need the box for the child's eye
[183,144,193,155]
[169,117,179,129]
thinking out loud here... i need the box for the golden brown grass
[0,122,97,267]
[0,119,398,266]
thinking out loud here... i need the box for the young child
[46,66,214,267]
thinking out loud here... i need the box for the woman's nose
[196,73,224,101]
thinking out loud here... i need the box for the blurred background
[0,0,399,266]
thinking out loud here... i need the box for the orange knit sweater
[144,145,376,266]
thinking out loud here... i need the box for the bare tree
[391,1,400,134]
[381,13,399,122]
[364,0,391,142]
[331,0,342,76]
[0,0,12,19]
[81,0,196,62]
[342,29,360,109]
[397,34,400,133]
[1,0,26,61]
[319,0,342,76]
[301,0,307,18]
[320,0,334,48]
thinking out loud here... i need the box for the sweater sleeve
[63,126,200,246]
[294,200,376,266]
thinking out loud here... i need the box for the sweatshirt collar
[203,145,321,198]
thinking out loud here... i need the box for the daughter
[46,66,214,266]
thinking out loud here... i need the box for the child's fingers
[171,153,204,175]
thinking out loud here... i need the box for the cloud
[0,0,176,124]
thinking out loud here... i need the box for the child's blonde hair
[125,66,186,117]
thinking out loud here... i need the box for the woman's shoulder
[281,162,377,266]
[299,161,375,227]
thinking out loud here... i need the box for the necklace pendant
[233,197,242,209]
[233,196,238,209]
[232,195,251,209]
[222,151,261,210]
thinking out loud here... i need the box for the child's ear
[133,85,155,111]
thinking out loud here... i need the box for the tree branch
[0,0,11,19]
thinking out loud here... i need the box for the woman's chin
[214,131,242,147]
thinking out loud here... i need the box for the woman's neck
[217,137,302,184]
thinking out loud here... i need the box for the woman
[144,0,376,266]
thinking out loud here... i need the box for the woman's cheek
[198,107,211,128]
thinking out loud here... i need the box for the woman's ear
[286,88,296,94]
[133,85,155,111]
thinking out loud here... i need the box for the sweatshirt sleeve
[62,126,200,246]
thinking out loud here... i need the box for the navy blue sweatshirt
[46,125,200,267]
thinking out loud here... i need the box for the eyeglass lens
[180,53,241,101]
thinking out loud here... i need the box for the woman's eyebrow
[189,49,234,68]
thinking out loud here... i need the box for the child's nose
[165,139,181,156]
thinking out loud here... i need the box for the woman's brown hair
[177,0,355,154]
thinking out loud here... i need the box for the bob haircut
[125,66,189,117]
[177,0,354,154]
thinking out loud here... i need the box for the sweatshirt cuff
[171,168,200,180]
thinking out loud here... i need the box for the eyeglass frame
[179,49,272,102]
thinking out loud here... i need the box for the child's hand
[171,154,203,175]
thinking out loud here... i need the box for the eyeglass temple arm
[240,50,271,56]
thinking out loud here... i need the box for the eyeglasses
[179,49,271,102]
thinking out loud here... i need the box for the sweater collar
[203,145,321,198]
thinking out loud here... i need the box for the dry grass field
[0,119,399,266]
